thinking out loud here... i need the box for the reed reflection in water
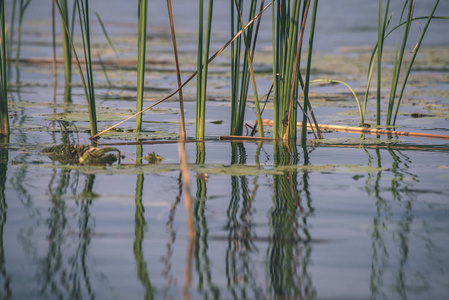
[2,139,448,299]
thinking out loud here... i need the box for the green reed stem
[166,0,186,139]
[14,0,32,83]
[196,0,214,140]
[393,0,440,125]
[55,0,97,136]
[234,0,264,137]
[76,0,97,136]
[60,0,72,102]
[230,0,261,136]
[301,0,319,146]
[136,0,148,132]
[386,0,412,126]
[94,12,124,88]
[0,0,9,136]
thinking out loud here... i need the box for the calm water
[2,0,449,299]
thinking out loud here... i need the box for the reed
[136,0,148,132]
[13,0,32,83]
[233,0,264,137]
[59,0,72,102]
[390,0,440,125]
[196,0,214,140]
[363,0,441,126]
[230,0,258,136]
[166,0,186,139]
[0,0,9,136]
[272,0,319,143]
[300,0,319,145]
[76,0,97,136]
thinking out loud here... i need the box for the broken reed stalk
[136,0,148,132]
[90,2,272,140]
[166,0,186,139]
[0,0,9,136]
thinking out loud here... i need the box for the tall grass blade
[234,0,264,137]
[386,0,413,125]
[7,0,17,80]
[393,0,440,125]
[301,0,319,145]
[166,0,186,139]
[0,0,10,136]
[230,0,258,136]
[55,0,97,137]
[76,0,97,136]
[52,0,57,101]
[14,0,32,83]
[94,12,125,88]
[136,0,148,132]
[196,0,214,140]
[59,0,72,102]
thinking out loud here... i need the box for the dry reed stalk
[262,119,449,140]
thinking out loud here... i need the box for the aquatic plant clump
[41,144,120,165]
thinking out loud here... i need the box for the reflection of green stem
[268,141,314,298]
[134,158,154,299]
[0,148,11,298]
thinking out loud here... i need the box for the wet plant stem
[76,0,97,136]
[60,0,72,102]
[136,0,148,132]
[196,0,214,140]
[166,0,186,139]
[301,0,319,145]
[234,0,264,137]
